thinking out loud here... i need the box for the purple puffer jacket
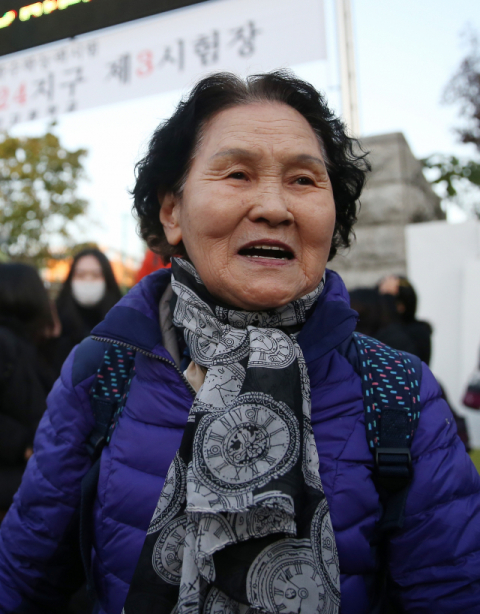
[1,269,479,613]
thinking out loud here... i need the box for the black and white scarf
[123,258,340,614]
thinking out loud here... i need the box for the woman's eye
[228,171,247,180]
[295,176,314,185]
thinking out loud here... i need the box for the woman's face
[161,102,336,310]
[71,255,106,307]
[72,255,104,282]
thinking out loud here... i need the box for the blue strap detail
[81,343,135,600]
[353,332,422,533]
[353,332,421,450]
[353,332,423,608]
[86,344,136,460]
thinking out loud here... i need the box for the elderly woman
[0,72,479,614]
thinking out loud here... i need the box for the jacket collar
[91,268,358,362]
[297,269,358,363]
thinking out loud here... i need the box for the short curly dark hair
[132,71,369,261]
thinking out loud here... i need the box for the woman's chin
[219,282,302,311]
[202,257,320,311]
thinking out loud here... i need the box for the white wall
[405,220,480,446]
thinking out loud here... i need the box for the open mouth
[238,244,294,261]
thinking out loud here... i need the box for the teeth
[245,254,288,259]
[241,244,291,261]
[251,245,284,250]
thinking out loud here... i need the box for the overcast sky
[10,0,480,260]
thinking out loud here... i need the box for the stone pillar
[329,132,444,289]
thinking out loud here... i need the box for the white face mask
[71,279,106,307]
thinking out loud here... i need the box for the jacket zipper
[91,335,196,398]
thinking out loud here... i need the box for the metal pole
[335,0,360,136]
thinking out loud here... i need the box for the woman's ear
[159,192,183,246]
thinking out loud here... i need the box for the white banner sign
[0,0,326,129]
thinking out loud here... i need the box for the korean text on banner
[0,0,326,128]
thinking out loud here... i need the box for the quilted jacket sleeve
[388,364,480,612]
[0,341,99,613]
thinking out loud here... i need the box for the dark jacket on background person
[401,319,432,365]
[374,319,433,365]
[350,290,433,366]
[374,293,432,364]
[0,270,479,613]
[54,302,112,372]
[0,319,54,511]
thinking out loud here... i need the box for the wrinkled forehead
[196,101,328,165]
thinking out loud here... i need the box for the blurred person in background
[0,72,479,614]
[377,275,432,365]
[348,287,382,337]
[54,248,122,370]
[350,277,432,364]
[0,263,58,518]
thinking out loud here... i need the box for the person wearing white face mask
[71,274,107,308]
[53,248,122,373]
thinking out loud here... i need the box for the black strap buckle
[374,447,412,491]
[86,432,106,461]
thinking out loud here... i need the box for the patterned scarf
[123,258,340,614]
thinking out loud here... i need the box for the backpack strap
[352,332,422,533]
[86,343,136,460]
[80,342,136,600]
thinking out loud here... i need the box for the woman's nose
[247,186,294,227]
